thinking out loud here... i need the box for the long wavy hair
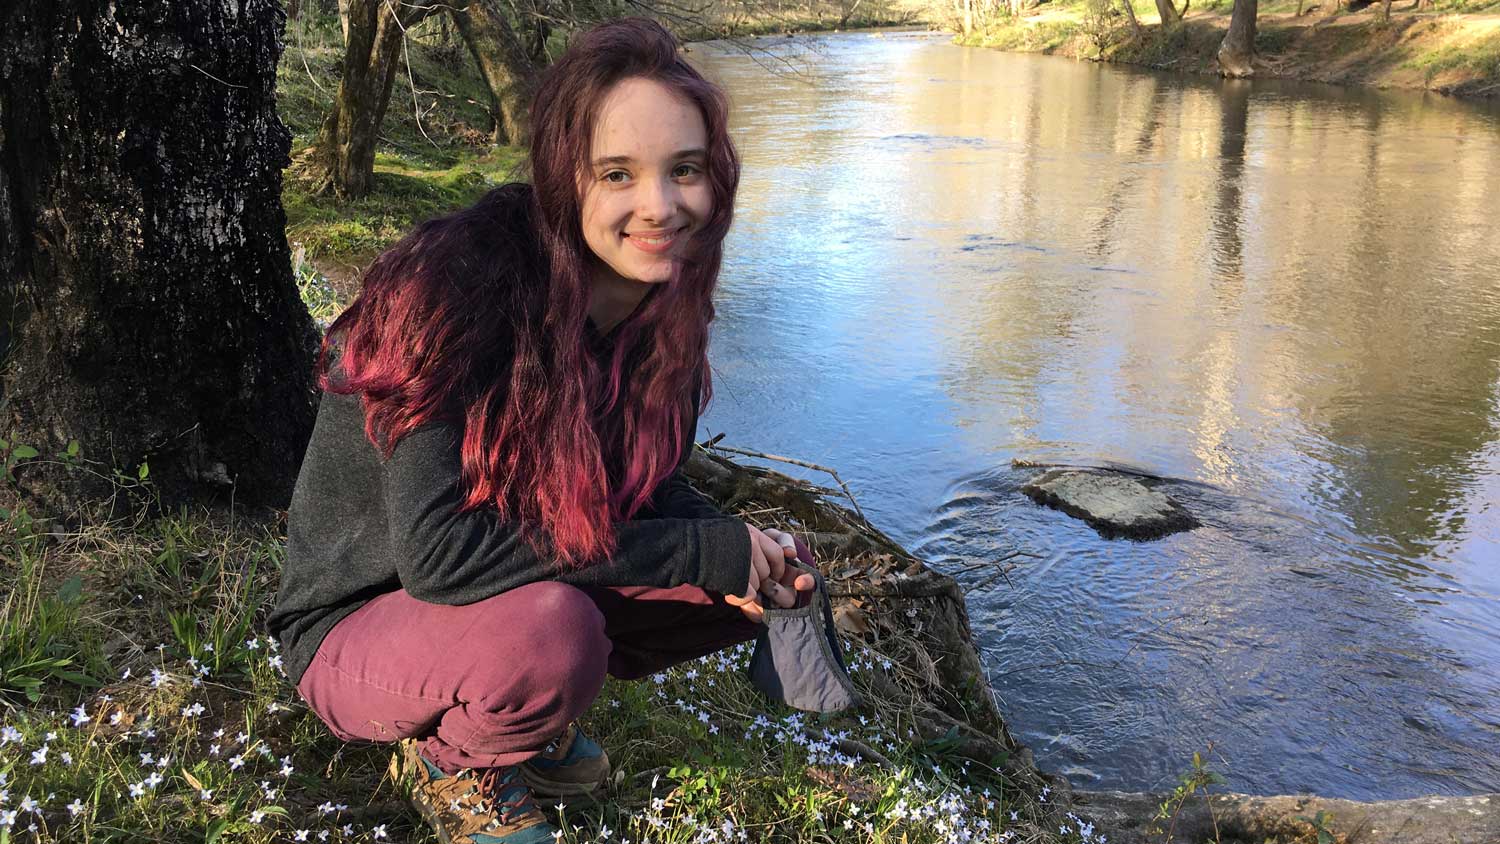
[317,17,740,568]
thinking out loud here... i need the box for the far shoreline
[703,13,1500,102]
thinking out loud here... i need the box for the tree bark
[0,0,320,514]
[449,0,538,146]
[305,0,441,198]
[1154,0,1183,24]
[338,0,351,44]
[1217,0,1258,76]
[1120,0,1143,36]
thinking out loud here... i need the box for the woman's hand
[724,525,817,623]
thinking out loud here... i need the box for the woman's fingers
[746,526,816,608]
[764,579,797,608]
[746,525,771,590]
[767,528,798,558]
[724,591,765,623]
[754,528,788,585]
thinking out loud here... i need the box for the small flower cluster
[0,636,395,843]
[575,638,1096,844]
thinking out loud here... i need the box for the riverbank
[0,442,1085,842]
[956,1,1500,98]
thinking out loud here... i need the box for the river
[689,31,1500,800]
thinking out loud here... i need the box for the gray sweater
[267,322,751,686]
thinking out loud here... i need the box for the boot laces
[476,766,538,824]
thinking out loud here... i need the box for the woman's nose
[635,174,680,223]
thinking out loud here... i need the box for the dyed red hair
[318,17,740,568]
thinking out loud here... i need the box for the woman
[268,17,816,844]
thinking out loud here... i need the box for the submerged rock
[1020,468,1199,539]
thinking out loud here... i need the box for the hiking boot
[398,739,557,844]
[519,721,610,797]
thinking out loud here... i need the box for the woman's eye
[673,163,702,179]
[603,170,630,183]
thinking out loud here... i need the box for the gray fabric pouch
[747,566,861,713]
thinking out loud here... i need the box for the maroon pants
[297,582,760,773]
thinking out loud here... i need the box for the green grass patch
[282,148,525,266]
[959,18,1084,53]
[1403,29,1500,82]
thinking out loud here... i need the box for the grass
[0,470,1090,843]
[1403,27,1500,81]
[282,149,525,269]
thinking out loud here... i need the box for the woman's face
[579,77,713,287]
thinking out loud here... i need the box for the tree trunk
[449,0,537,146]
[0,0,320,515]
[963,0,974,36]
[1380,0,1393,21]
[305,0,441,197]
[1155,0,1182,24]
[1217,0,1258,76]
[338,0,351,44]
[1120,0,1143,35]
[839,0,866,28]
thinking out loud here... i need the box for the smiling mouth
[624,227,685,245]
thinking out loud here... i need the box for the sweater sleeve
[383,423,751,606]
[648,470,729,520]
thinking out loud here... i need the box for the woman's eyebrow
[591,148,706,168]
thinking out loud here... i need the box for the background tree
[449,0,543,145]
[1217,0,1258,77]
[1155,0,1188,25]
[303,0,445,197]
[0,0,320,515]
[1118,0,1143,37]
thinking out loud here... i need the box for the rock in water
[1020,469,1199,540]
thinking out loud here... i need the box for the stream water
[689,31,1500,800]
